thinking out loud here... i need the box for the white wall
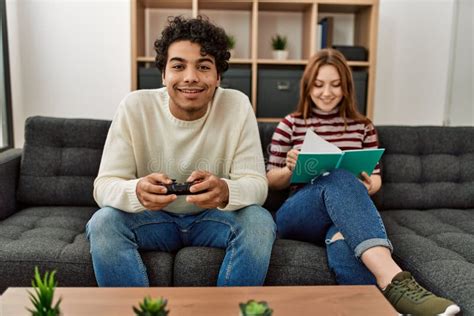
[7,0,131,148]
[445,0,473,126]
[374,0,455,125]
[6,0,23,148]
[0,10,5,147]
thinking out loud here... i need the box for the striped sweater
[267,106,381,175]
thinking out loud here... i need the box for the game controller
[160,179,204,195]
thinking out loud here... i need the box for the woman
[266,48,460,316]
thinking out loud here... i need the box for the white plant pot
[272,50,288,60]
[229,49,236,58]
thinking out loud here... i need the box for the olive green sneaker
[383,271,460,316]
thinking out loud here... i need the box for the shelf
[198,0,253,10]
[230,58,253,64]
[137,56,155,62]
[137,57,367,67]
[258,1,313,12]
[258,59,308,65]
[257,118,282,123]
[132,0,379,120]
[139,0,193,9]
[347,61,370,67]
[137,57,253,64]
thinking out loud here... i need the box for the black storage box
[332,45,368,61]
[257,67,304,118]
[138,67,163,89]
[220,66,251,99]
[352,70,368,115]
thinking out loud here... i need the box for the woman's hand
[286,149,300,172]
[359,172,382,195]
[267,148,299,191]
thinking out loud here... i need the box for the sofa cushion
[173,239,336,286]
[0,149,22,220]
[382,208,474,312]
[373,127,474,210]
[17,116,111,206]
[0,206,174,293]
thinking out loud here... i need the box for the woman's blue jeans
[86,204,276,287]
[276,169,392,285]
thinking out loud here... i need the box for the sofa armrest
[0,148,22,220]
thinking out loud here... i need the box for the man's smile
[176,87,205,94]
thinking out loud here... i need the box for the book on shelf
[290,129,385,184]
[316,24,323,51]
[318,17,334,49]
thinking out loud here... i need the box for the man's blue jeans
[86,204,276,287]
[276,169,392,285]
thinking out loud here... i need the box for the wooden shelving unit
[131,0,379,121]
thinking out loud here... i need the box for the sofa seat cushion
[382,209,474,312]
[173,239,336,286]
[0,206,174,292]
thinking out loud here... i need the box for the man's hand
[136,173,177,210]
[185,170,229,209]
[359,172,381,196]
[286,148,300,172]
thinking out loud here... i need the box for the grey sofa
[1,116,473,313]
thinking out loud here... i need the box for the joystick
[160,179,204,195]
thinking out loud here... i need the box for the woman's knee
[324,169,359,185]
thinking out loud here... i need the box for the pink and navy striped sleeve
[267,115,294,171]
[363,123,381,175]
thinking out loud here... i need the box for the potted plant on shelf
[27,266,62,316]
[226,34,236,58]
[271,34,288,60]
[239,300,273,316]
[133,296,169,316]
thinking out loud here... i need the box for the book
[290,129,385,183]
[316,24,323,51]
[318,17,334,49]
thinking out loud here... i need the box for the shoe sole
[396,304,461,316]
[438,304,461,316]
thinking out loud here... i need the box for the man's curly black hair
[154,16,230,75]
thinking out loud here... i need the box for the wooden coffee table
[1,285,397,315]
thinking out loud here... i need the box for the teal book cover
[336,149,385,177]
[290,129,385,184]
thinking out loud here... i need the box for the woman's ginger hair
[294,48,370,126]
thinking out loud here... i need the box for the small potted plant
[239,299,273,316]
[133,296,169,316]
[271,34,288,60]
[226,34,236,58]
[27,266,62,316]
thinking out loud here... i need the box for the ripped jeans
[276,169,392,285]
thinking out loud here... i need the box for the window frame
[0,0,13,152]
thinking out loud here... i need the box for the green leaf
[133,296,169,316]
[271,34,287,50]
[239,300,273,316]
[226,34,236,49]
[27,266,61,316]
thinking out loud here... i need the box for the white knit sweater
[94,87,268,214]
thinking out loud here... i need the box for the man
[86,16,276,287]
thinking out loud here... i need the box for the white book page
[301,129,341,153]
